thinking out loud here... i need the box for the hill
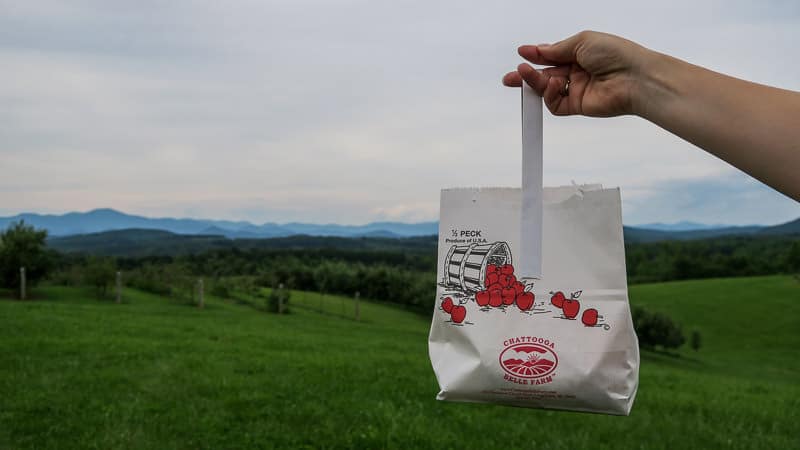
[634,221,735,231]
[622,217,800,243]
[47,228,438,257]
[4,208,799,242]
[0,275,797,449]
[0,208,438,238]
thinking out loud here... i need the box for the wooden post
[278,283,284,314]
[354,291,360,322]
[198,278,204,309]
[115,271,122,304]
[20,267,26,300]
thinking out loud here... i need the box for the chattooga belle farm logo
[499,338,558,385]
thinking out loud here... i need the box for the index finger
[502,71,522,87]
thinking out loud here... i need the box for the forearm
[633,50,800,201]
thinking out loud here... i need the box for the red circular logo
[499,343,558,379]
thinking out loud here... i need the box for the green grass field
[1,276,798,449]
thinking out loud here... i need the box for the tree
[787,241,800,273]
[690,329,702,352]
[632,306,686,351]
[84,256,116,297]
[266,285,290,313]
[0,221,53,297]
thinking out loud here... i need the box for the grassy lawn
[0,276,798,449]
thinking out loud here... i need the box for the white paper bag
[428,86,640,416]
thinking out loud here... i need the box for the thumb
[537,31,589,64]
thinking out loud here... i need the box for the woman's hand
[502,31,650,117]
[504,30,800,201]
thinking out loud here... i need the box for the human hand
[503,31,650,117]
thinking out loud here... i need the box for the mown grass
[0,276,798,449]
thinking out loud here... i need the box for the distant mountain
[45,216,800,257]
[635,221,737,232]
[47,229,232,256]
[47,228,438,257]
[758,217,800,235]
[623,217,799,243]
[4,208,798,247]
[0,208,438,239]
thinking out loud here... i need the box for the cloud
[624,172,799,226]
[0,0,797,224]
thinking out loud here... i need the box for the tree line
[15,221,788,351]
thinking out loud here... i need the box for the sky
[1,0,798,226]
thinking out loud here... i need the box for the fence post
[198,278,204,309]
[115,271,122,304]
[355,291,360,322]
[20,267,26,300]
[278,283,284,314]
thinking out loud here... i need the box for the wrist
[630,48,683,120]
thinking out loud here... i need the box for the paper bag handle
[520,83,543,279]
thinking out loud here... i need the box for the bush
[84,256,116,298]
[210,278,232,299]
[266,286,290,314]
[126,264,171,297]
[690,329,702,352]
[49,265,85,287]
[632,306,686,350]
[0,221,54,296]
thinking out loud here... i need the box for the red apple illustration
[513,281,526,295]
[498,274,514,288]
[485,272,499,287]
[487,282,503,292]
[516,291,534,311]
[489,289,503,307]
[486,264,498,275]
[550,291,566,308]
[451,305,466,324]
[562,299,580,319]
[441,297,454,314]
[475,290,490,307]
[501,287,516,305]
[500,264,514,275]
[582,308,598,326]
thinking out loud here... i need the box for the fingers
[503,66,573,115]
[517,63,549,94]
[518,45,561,66]
[542,65,571,77]
[504,64,569,94]
[543,77,568,115]
[533,31,591,64]
[502,71,522,87]
[503,64,547,93]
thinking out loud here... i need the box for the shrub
[49,265,84,286]
[266,286,290,314]
[210,278,232,299]
[0,221,54,296]
[84,256,116,298]
[632,306,686,350]
[690,329,702,352]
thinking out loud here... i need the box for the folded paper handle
[520,82,543,279]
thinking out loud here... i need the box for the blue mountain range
[0,208,439,238]
[2,208,798,242]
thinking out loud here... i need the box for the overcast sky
[1,0,798,225]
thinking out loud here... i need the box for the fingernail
[536,43,551,49]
